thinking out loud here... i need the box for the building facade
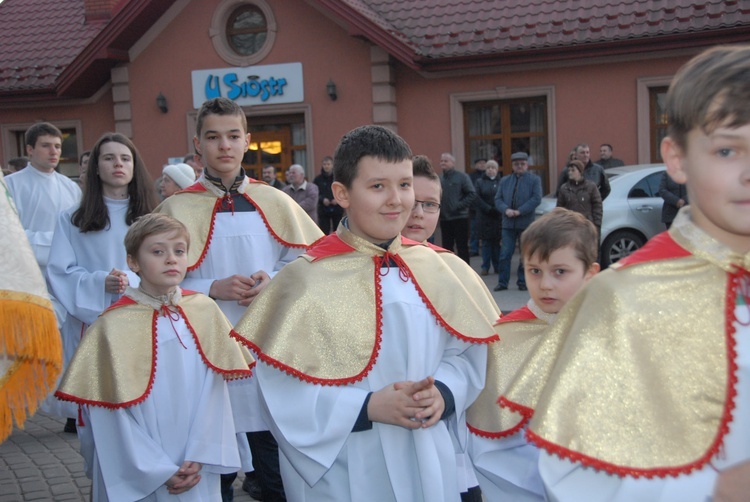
[1,0,748,191]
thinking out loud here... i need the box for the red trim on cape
[615,232,692,269]
[55,310,159,409]
[187,181,322,271]
[56,301,251,409]
[306,233,356,260]
[104,295,136,312]
[188,197,221,272]
[496,305,536,324]
[424,241,450,253]
[231,330,380,386]
[394,255,499,345]
[176,305,252,381]
[177,181,206,194]
[468,412,528,440]
[512,270,745,479]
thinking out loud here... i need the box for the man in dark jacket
[313,156,343,234]
[493,151,542,291]
[439,153,477,264]
[557,143,611,200]
[657,170,688,229]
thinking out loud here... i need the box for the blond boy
[56,214,252,501]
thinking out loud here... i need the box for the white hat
[162,163,196,189]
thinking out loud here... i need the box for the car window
[628,172,663,198]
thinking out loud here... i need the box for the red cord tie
[376,252,410,282]
[221,193,235,215]
[160,305,187,349]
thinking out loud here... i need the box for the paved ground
[0,253,527,501]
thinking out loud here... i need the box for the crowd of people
[1,44,749,501]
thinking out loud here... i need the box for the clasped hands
[367,376,445,430]
[165,461,202,494]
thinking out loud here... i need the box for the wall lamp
[326,79,337,101]
[156,92,168,114]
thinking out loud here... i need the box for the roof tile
[0,0,105,93]
[339,0,750,59]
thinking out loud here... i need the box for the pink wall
[1,0,697,187]
[395,55,690,179]
[0,93,114,166]
[126,0,375,179]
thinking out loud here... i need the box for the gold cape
[468,302,555,438]
[501,209,750,478]
[427,242,502,322]
[232,226,498,385]
[154,178,324,270]
[56,289,253,408]
[0,172,61,441]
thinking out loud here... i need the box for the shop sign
[191,63,303,109]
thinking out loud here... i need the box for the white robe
[43,198,139,418]
[5,165,81,323]
[539,308,750,502]
[5,165,81,269]
[182,211,303,433]
[256,270,487,502]
[469,429,544,501]
[78,313,240,502]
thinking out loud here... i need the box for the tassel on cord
[0,297,62,442]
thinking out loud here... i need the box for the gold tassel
[0,295,62,443]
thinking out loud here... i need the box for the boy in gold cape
[502,45,750,501]
[233,125,497,501]
[467,208,599,501]
[56,214,253,501]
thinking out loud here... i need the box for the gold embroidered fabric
[154,178,323,268]
[57,291,252,406]
[503,211,750,472]
[468,305,550,435]
[0,172,61,441]
[435,249,502,322]
[233,226,497,383]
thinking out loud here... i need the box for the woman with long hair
[44,133,158,430]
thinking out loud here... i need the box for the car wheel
[601,230,646,268]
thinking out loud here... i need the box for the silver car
[536,164,667,268]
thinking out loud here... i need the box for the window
[628,172,663,198]
[649,86,669,163]
[5,123,80,178]
[226,5,267,56]
[210,0,276,66]
[464,97,548,190]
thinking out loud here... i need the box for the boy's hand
[238,270,271,306]
[209,275,257,301]
[367,383,428,430]
[105,269,128,295]
[394,376,445,428]
[714,461,750,502]
[166,461,202,494]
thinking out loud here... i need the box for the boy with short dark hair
[56,213,253,501]
[233,125,497,501]
[6,122,81,284]
[467,208,599,501]
[502,45,750,501]
[155,97,323,500]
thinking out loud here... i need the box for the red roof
[0,0,748,102]
[0,0,178,103]
[0,0,103,94]
[316,0,750,69]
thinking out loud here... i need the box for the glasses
[413,200,441,213]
